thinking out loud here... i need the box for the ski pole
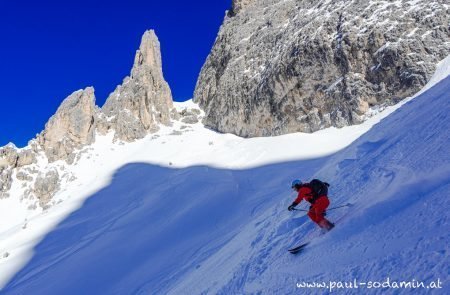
[327,203,353,211]
[293,203,352,212]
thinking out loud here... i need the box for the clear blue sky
[0,0,231,147]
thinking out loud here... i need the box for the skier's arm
[293,190,304,205]
[288,202,297,211]
[288,192,303,211]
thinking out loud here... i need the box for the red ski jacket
[293,186,321,205]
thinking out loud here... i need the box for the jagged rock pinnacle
[100,29,173,142]
[133,30,163,75]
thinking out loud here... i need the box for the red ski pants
[307,196,330,224]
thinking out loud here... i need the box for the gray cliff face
[230,0,256,15]
[195,0,450,137]
[37,87,96,163]
[100,30,173,141]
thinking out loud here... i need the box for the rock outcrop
[180,108,201,124]
[195,0,450,137]
[0,168,12,199]
[0,145,37,198]
[33,169,60,208]
[37,87,96,163]
[16,171,33,182]
[0,144,36,168]
[100,30,173,141]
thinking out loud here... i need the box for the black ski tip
[289,248,305,254]
[288,242,309,254]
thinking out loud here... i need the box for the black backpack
[307,179,330,203]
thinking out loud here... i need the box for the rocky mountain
[1,1,449,206]
[194,0,450,137]
[100,30,174,142]
[0,30,202,207]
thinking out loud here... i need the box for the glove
[288,203,297,211]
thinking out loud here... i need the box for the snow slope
[1,56,449,293]
[171,80,450,293]
[0,87,407,288]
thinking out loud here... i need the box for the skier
[288,179,335,230]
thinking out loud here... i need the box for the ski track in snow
[0,56,449,293]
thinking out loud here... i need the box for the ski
[288,224,335,254]
[288,242,309,254]
[288,203,350,255]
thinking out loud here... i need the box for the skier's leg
[313,197,329,223]
[307,209,320,223]
[314,197,334,230]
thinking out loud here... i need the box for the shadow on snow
[3,157,329,294]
